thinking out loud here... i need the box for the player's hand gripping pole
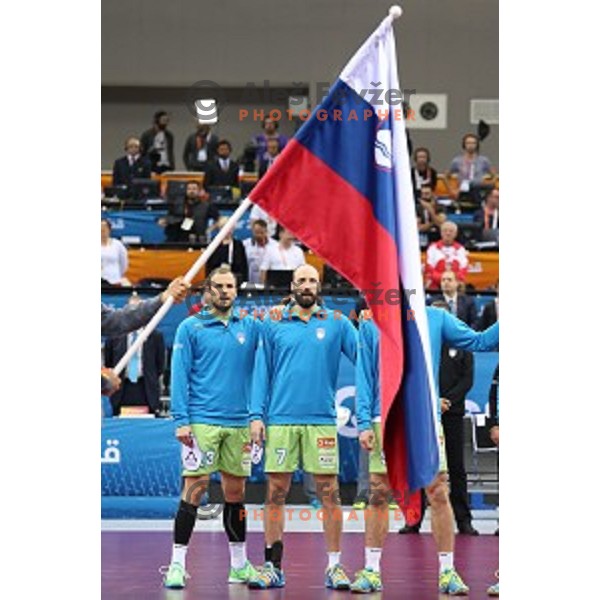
[113,197,254,376]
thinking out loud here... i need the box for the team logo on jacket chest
[316,327,326,340]
[237,332,246,344]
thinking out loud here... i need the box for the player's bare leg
[247,472,292,589]
[427,472,469,595]
[314,474,342,552]
[181,475,207,503]
[350,473,389,592]
[315,474,350,590]
[427,472,453,552]
[265,472,292,548]
[365,473,390,550]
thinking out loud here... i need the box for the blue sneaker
[310,497,322,509]
[439,568,469,595]
[247,562,285,589]
[350,567,382,593]
[487,571,499,596]
[325,564,351,590]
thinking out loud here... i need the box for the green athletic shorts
[368,422,447,474]
[264,424,339,474]
[368,422,388,475]
[182,424,251,477]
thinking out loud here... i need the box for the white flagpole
[112,197,254,376]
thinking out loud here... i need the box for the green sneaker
[438,568,469,595]
[352,500,367,510]
[325,563,351,590]
[388,500,399,511]
[350,567,383,593]
[160,562,189,589]
[228,560,258,584]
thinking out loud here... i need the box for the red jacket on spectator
[425,240,469,289]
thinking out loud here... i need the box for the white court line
[101,505,499,534]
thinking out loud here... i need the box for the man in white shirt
[249,204,277,238]
[259,229,305,283]
[243,219,277,284]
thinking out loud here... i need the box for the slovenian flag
[249,10,440,503]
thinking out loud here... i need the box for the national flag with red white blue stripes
[249,12,440,502]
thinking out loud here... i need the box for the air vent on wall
[470,99,499,125]
[405,94,447,130]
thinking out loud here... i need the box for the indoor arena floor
[102,507,499,599]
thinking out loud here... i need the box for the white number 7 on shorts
[275,448,287,466]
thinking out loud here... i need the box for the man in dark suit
[140,110,175,173]
[440,341,477,535]
[183,124,219,171]
[203,140,239,188]
[104,294,166,416]
[477,292,498,331]
[162,180,220,243]
[431,270,477,327]
[205,217,249,284]
[258,138,281,179]
[112,137,152,196]
[398,300,476,536]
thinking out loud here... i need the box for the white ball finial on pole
[388,5,403,19]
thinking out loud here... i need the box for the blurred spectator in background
[243,218,277,284]
[425,221,469,290]
[411,147,438,196]
[249,204,277,238]
[259,228,305,283]
[140,110,175,173]
[439,333,477,535]
[112,136,152,195]
[162,180,219,243]
[104,293,166,417]
[101,277,189,396]
[448,134,492,189]
[183,123,219,171]
[252,117,288,162]
[488,365,499,447]
[205,217,249,284]
[477,285,499,331]
[432,270,477,327]
[416,183,446,248]
[258,138,281,179]
[203,140,239,188]
[101,219,130,286]
[474,189,499,243]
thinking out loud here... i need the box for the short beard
[293,291,317,309]
[211,298,232,314]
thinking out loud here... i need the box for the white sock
[229,542,247,570]
[438,551,454,573]
[327,551,341,570]
[365,547,382,572]
[171,544,188,568]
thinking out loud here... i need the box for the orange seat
[101,171,113,190]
